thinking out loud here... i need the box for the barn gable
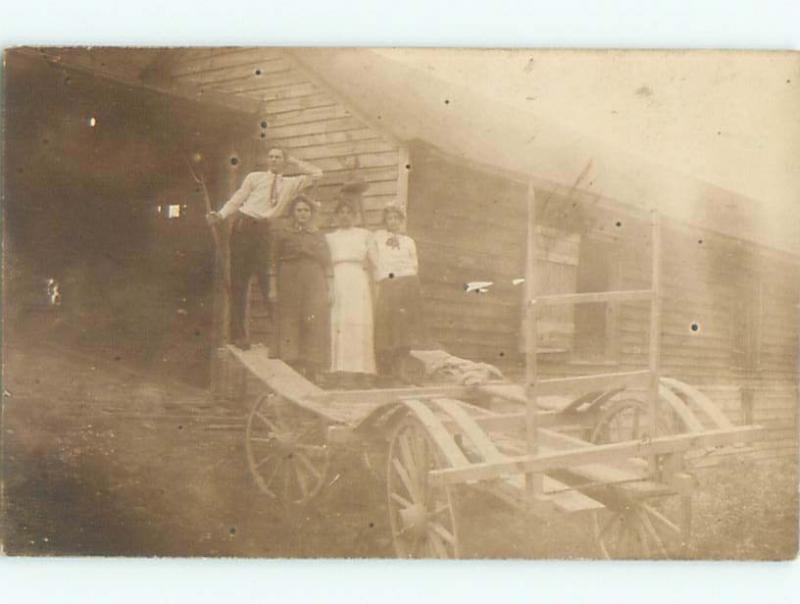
[159,48,407,227]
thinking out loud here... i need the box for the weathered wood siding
[165,48,403,343]
[610,215,798,462]
[165,48,402,228]
[406,142,580,361]
[407,141,797,462]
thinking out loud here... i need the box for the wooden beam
[476,383,570,410]
[224,344,343,424]
[170,49,286,78]
[536,289,653,306]
[536,370,652,397]
[429,425,767,486]
[659,384,705,432]
[463,410,587,432]
[648,211,663,473]
[307,385,475,406]
[402,399,471,468]
[524,179,542,499]
[661,378,734,429]
[432,398,506,463]
[479,474,606,515]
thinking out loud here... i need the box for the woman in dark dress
[367,205,426,379]
[268,195,333,382]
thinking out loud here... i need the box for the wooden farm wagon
[216,197,766,559]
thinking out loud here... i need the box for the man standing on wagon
[206,147,323,350]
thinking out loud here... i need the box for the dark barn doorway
[3,51,247,387]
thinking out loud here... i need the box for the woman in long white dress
[325,200,376,383]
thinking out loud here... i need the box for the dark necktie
[269,174,279,206]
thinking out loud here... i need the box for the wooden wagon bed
[226,343,762,527]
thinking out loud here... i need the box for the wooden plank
[536,370,652,396]
[309,152,399,172]
[290,138,397,161]
[270,127,385,151]
[174,58,294,85]
[658,384,705,432]
[661,377,734,429]
[317,178,397,198]
[429,426,768,486]
[317,165,399,184]
[265,104,353,128]
[470,410,583,430]
[402,399,471,468]
[263,92,339,115]
[170,49,284,77]
[206,71,311,95]
[537,429,650,480]
[493,474,606,514]
[308,385,474,406]
[477,383,568,410]
[244,82,320,102]
[432,398,506,463]
[224,344,343,424]
[536,289,653,306]
[267,116,367,139]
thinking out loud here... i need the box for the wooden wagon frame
[220,185,766,559]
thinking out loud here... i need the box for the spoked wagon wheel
[590,398,678,444]
[592,496,685,559]
[386,416,460,559]
[362,439,389,483]
[591,400,691,558]
[245,393,331,509]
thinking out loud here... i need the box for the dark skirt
[374,275,426,353]
[275,258,330,368]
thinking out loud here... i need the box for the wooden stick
[187,157,231,345]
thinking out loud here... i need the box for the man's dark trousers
[229,212,271,342]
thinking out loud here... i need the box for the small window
[157,204,185,219]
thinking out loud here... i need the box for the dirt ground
[1,339,797,559]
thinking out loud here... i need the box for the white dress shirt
[368,229,419,282]
[218,171,317,220]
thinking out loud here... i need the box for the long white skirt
[330,262,376,374]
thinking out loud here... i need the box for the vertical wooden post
[648,210,662,476]
[524,180,542,499]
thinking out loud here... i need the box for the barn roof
[285,49,799,256]
[25,46,799,255]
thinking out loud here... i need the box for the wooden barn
[4,47,798,464]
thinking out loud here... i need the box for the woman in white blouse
[325,200,376,384]
[367,205,426,378]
